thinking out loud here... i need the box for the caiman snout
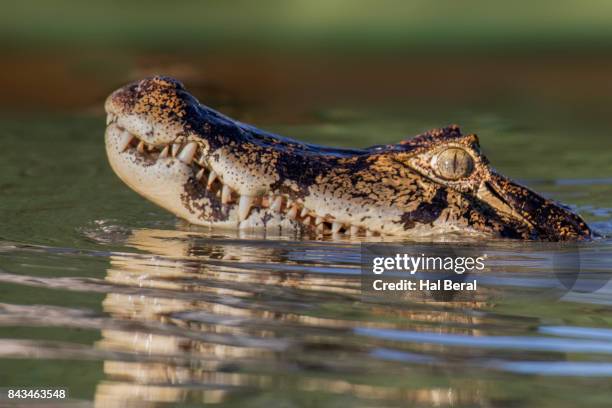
[482,172,591,240]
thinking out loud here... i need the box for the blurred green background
[2,0,612,120]
[2,0,612,179]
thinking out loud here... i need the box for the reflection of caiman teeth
[109,121,379,237]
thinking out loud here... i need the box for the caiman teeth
[196,168,205,180]
[350,225,359,235]
[207,171,218,188]
[238,195,254,221]
[159,145,169,158]
[303,216,311,225]
[171,143,182,157]
[331,222,342,234]
[137,140,146,153]
[178,142,197,164]
[221,185,233,204]
[287,205,298,220]
[270,196,283,212]
[300,208,309,218]
[315,216,323,225]
[118,132,133,152]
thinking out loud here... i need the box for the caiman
[104,76,591,241]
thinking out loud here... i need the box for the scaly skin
[104,76,591,241]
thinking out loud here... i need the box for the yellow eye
[433,148,474,180]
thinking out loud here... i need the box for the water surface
[1,111,612,407]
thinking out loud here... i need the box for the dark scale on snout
[105,76,593,241]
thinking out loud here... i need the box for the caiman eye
[433,148,474,180]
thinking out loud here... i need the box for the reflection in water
[93,228,493,407]
[2,225,612,406]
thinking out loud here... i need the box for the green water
[1,108,612,407]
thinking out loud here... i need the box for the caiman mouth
[105,113,373,237]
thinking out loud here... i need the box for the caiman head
[104,76,591,241]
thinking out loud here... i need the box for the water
[1,111,612,407]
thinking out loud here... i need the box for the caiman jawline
[105,113,373,237]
